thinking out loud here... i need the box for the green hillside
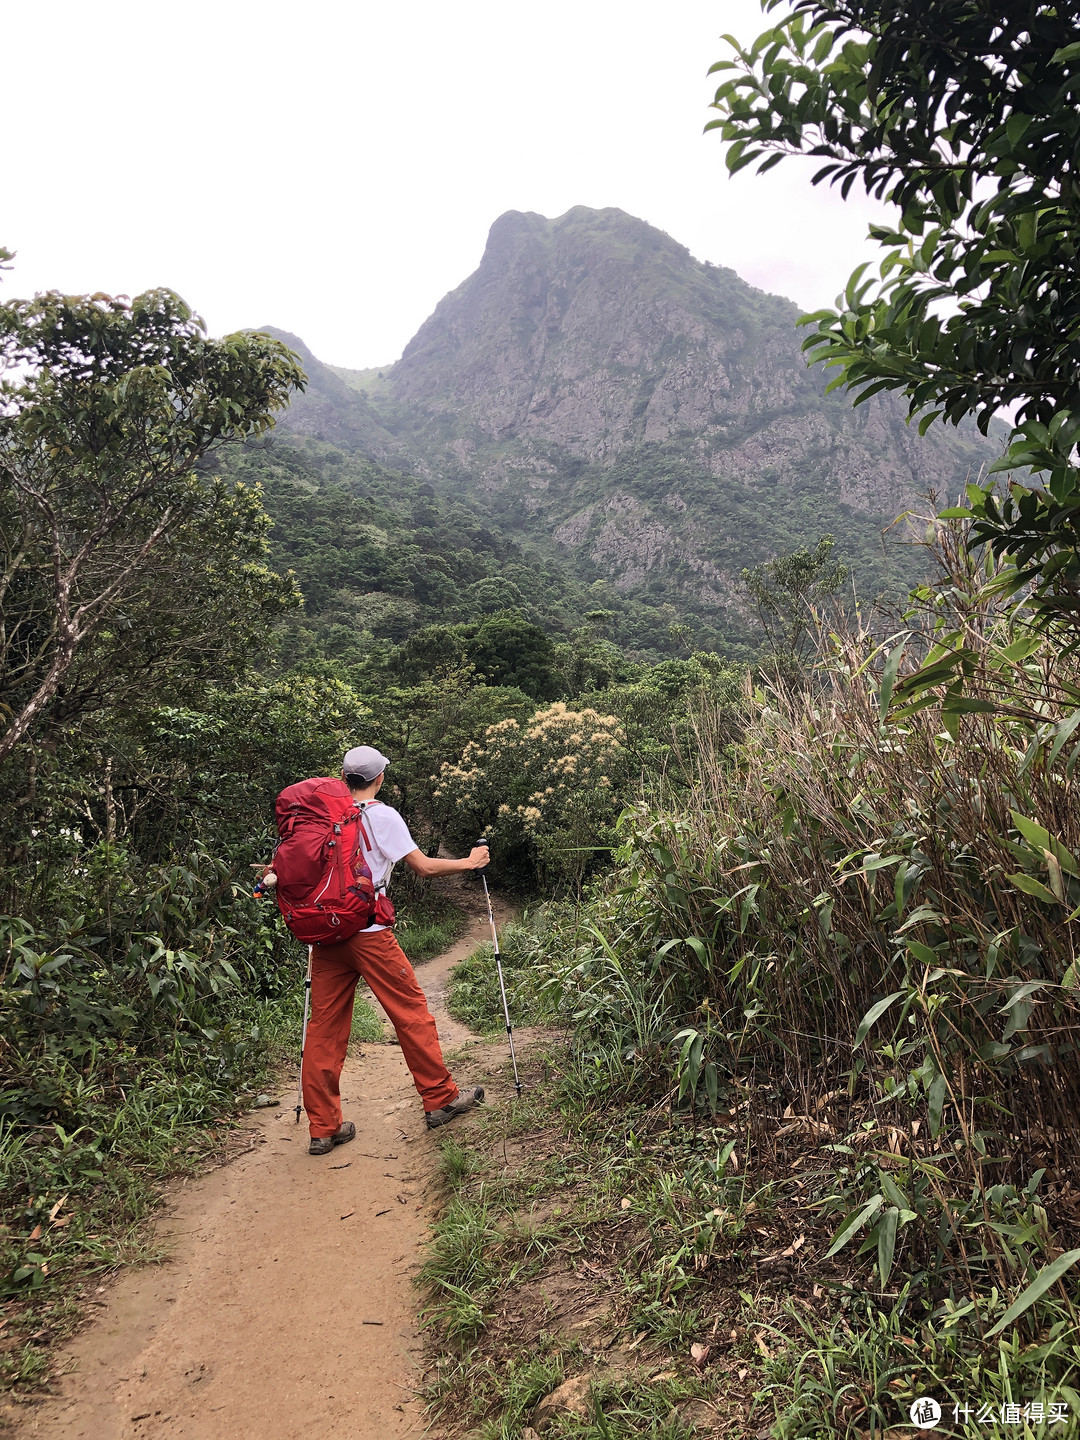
[263,207,1001,650]
[218,437,766,664]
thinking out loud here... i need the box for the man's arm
[403,845,489,878]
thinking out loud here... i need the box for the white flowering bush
[434,702,627,891]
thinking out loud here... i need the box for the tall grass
[523,528,1080,1423]
[580,536,1080,1152]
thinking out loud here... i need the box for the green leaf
[855,990,905,1046]
[878,642,905,719]
[1048,710,1080,770]
[894,860,909,920]
[1005,113,1032,146]
[876,1206,900,1286]
[704,1062,719,1115]
[941,696,997,715]
[1004,999,1035,1041]
[878,1170,909,1211]
[999,637,1043,664]
[999,980,1050,1012]
[825,1194,884,1258]
[685,937,710,968]
[985,1249,1080,1337]
[906,939,938,966]
[1013,812,1080,875]
[860,854,905,873]
[928,1071,947,1137]
[1006,873,1061,905]
[1011,812,1053,852]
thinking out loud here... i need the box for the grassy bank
[420,1035,1080,1439]
[0,984,302,1391]
[399,892,471,965]
[421,538,1080,1437]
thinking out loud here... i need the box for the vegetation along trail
[13,901,514,1440]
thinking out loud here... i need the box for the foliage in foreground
[422,1039,1080,1439]
[711,0,1080,629]
[439,525,1080,1434]
[419,1058,734,1440]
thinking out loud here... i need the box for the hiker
[290,746,489,1156]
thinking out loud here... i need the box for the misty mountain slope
[257,328,402,458]
[272,206,1000,628]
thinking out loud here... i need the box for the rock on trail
[13,910,508,1440]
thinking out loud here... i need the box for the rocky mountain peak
[391,205,785,464]
[271,205,998,631]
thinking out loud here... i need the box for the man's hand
[404,844,490,878]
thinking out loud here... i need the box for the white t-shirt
[355,800,416,931]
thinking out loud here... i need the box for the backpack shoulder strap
[355,799,381,851]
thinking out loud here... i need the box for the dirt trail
[15,903,511,1440]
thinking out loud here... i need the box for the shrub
[536,526,1080,1311]
[434,702,627,892]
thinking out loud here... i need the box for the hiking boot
[425,1087,485,1130]
[308,1120,356,1156]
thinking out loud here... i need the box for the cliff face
[276,207,998,627]
[393,207,754,460]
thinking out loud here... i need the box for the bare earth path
[14,904,510,1440]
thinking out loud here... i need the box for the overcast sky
[6,0,886,370]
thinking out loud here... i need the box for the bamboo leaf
[860,854,905,873]
[704,1062,719,1115]
[894,861,908,921]
[999,980,1050,1012]
[876,1206,900,1286]
[999,636,1044,664]
[878,1170,909,1211]
[1011,812,1053,852]
[878,642,905,718]
[1007,873,1061,905]
[906,939,938,966]
[1048,709,1080,769]
[942,696,997,715]
[825,1194,884,1257]
[855,990,905,1046]
[985,1249,1080,1337]
[685,937,710,968]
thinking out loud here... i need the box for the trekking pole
[477,838,523,1096]
[295,945,313,1125]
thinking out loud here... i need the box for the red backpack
[271,777,395,945]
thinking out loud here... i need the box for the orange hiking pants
[302,927,458,1137]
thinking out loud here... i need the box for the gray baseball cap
[342,745,390,782]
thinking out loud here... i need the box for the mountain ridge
[264,206,999,633]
